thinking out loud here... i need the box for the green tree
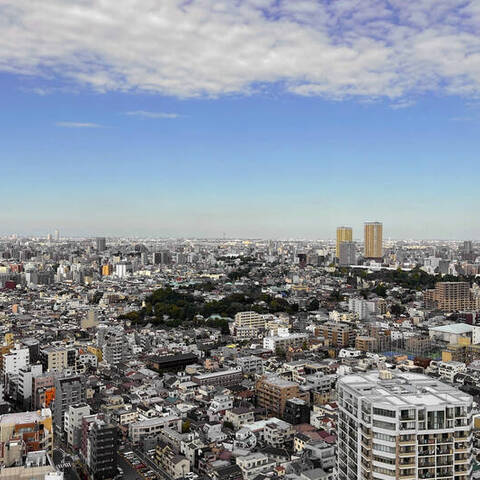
[275,347,286,358]
[307,298,320,311]
[182,420,191,433]
[223,421,234,430]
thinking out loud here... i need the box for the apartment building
[32,373,55,410]
[364,222,383,259]
[53,374,86,433]
[355,336,378,352]
[0,409,53,466]
[424,282,475,312]
[224,407,255,428]
[3,345,29,382]
[237,355,264,375]
[283,397,310,425]
[155,442,190,479]
[88,419,117,480]
[191,368,243,387]
[65,403,91,450]
[97,326,127,366]
[336,226,353,258]
[263,332,309,352]
[264,420,294,447]
[339,241,356,266]
[337,370,473,480]
[40,347,68,373]
[319,322,354,348]
[427,361,467,383]
[236,453,276,480]
[234,311,266,330]
[255,375,309,417]
[17,364,42,407]
[129,415,182,445]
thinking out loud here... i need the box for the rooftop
[339,371,472,408]
[429,323,472,334]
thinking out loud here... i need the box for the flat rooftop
[429,323,472,334]
[261,375,298,388]
[0,410,50,425]
[339,371,472,408]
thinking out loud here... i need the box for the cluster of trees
[89,291,104,304]
[120,287,298,330]
[227,268,251,281]
[352,267,479,291]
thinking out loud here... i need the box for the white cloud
[2,0,480,100]
[56,122,104,128]
[125,111,181,119]
[389,99,416,110]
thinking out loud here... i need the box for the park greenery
[120,286,298,332]
[352,266,480,290]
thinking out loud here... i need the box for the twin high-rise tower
[364,221,383,259]
[336,222,383,260]
[336,226,353,258]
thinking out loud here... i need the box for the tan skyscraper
[336,226,352,258]
[364,221,383,259]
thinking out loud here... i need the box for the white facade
[3,345,30,380]
[129,415,182,444]
[208,395,233,416]
[65,404,91,449]
[263,332,308,352]
[236,453,276,480]
[337,371,473,480]
[437,361,466,382]
[18,364,42,403]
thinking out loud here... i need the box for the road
[130,444,173,480]
[118,454,143,480]
[53,447,81,480]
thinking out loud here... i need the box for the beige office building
[336,226,353,258]
[364,222,383,259]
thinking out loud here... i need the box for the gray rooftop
[339,371,472,408]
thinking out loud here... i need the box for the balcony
[399,450,416,457]
[418,438,435,445]
[399,439,416,445]
[436,447,453,455]
[418,450,435,457]
[436,470,453,478]
[418,470,436,479]
[399,474,416,480]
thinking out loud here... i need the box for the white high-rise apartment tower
[337,371,473,480]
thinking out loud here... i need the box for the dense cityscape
[0,224,479,480]
[3,2,480,479]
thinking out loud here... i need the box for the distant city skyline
[0,228,478,243]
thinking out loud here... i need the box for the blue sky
[1,0,480,239]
